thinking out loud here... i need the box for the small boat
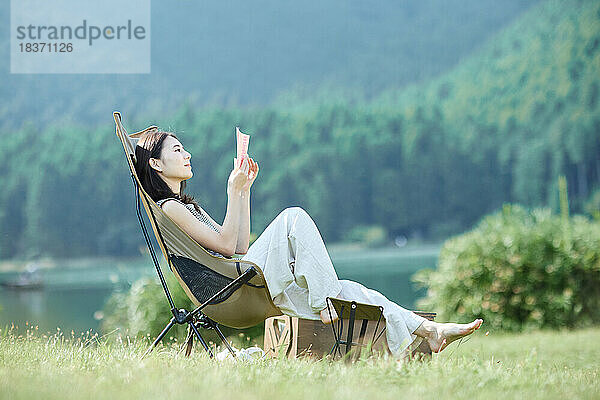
[0,263,44,290]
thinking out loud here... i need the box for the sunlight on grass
[0,325,598,399]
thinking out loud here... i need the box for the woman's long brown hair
[134,130,201,211]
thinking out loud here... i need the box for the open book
[236,126,250,168]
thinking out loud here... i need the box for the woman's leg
[242,207,342,318]
[413,318,483,353]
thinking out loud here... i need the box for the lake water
[0,245,440,334]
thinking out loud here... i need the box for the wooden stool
[264,298,436,360]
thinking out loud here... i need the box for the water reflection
[0,287,114,334]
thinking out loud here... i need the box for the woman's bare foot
[415,319,483,353]
[320,306,339,324]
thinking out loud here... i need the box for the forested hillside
[0,0,597,260]
[374,0,600,209]
[0,1,537,131]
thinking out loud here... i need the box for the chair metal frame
[325,298,437,360]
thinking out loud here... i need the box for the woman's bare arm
[186,190,249,254]
[161,191,244,257]
[234,157,258,254]
[194,205,224,232]
[235,189,251,254]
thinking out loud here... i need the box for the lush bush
[413,204,600,331]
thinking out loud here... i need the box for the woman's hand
[227,157,250,196]
[242,157,259,191]
[232,156,259,192]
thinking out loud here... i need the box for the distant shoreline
[0,241,443,273]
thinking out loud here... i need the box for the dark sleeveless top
[156,197,232,259]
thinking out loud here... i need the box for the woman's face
[150,135,193,181]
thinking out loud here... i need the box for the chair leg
[189,320,214,358]
[204,318,236,358]
[345,303,357,355]
[142,311,238,360]
[143,317,176,358]
[328,303,345,359]
[181,320,237,358]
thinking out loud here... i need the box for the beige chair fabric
[113,111,282,328]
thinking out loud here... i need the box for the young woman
[134,130,483,358]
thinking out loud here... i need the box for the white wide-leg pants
[241,207,426,357]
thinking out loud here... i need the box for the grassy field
[0,326,598,400]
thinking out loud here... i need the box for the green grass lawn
[0,326,598,399]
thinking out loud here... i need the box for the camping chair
[326,298,436,360]
[113,111,282,358]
